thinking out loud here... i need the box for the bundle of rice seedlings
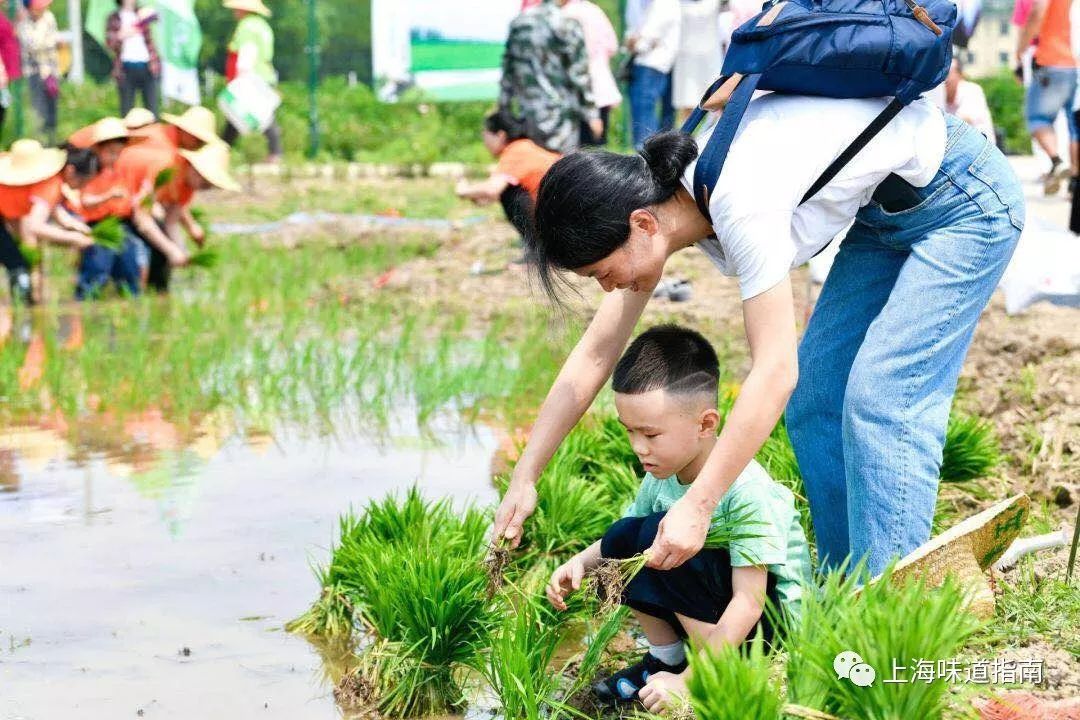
[90,216,125,252]
[283,569,353,640]
[349,543,495,717]
[527,472,622,558]
[941,412,1002,483]
[785,566,982,720]
[187,248,220,270]
[483,591,567,720]
[290,487,488,644]
[153,166,175,189]
[18,244,41,268]
[686,635,784,720]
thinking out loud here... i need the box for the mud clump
[334,669,377,713]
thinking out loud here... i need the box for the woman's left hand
[638,671,689,713]
[646,491,712,570]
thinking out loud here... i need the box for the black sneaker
[592,652,688,704]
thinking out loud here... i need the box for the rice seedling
[785,566,983,720]
[686,635,784,720]
[1068,503,1079,584]
[941,413,1002,483]
[562,605,631,702]
[90,216,125,251]
[483,589,567,720]
[187,248,220,269]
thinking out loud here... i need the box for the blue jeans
[629,63,674,150]
[786,116,1024,576]
[1025,65,1079,139]
[75,227,144,301]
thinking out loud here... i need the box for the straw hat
[223,0,272,17]
[160,106,221,146]
[180,142,241,192]
[876,494,1031,619]
[88,116,144,146]
[123,107,157,130]
[0,139,67,186]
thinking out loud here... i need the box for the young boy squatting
[546,325,812,712]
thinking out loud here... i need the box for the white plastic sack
[217,74,281,135]
[999,217,1080,315]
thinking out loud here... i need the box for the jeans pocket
[966,145,1026,232]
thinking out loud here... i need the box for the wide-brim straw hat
[123,107,157,130]
[89,116,145,146]
[160,106,221,146]
[874,494,1031,619]
[223,0,272,17]
[180,142,241,192]
[0,139,67,186]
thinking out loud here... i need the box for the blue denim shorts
[1026,65,1079,138]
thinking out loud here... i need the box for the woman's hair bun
[639,131,699,190]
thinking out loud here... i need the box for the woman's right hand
[492,477,537,549]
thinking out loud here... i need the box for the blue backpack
[682,0,957,221]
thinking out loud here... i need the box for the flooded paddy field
[0,175,1076,719]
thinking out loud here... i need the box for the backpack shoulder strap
[799,97,906,204]
[688,72,762,223]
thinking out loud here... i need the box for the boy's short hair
[612,325,719,399]
[484,110,525,140]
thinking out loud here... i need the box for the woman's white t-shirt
[679,94,947,300]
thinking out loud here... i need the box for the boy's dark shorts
[600,512,781,643]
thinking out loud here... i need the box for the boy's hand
[546,556,585,611]
[639,671,688,713]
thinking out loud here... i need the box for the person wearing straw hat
[0,140,97,304]
[120,106,224,291]
[137,105,221,152]
[221,0,282,163]
[67,117,187,299]
[130,140,238,292]
[123,106,156,132]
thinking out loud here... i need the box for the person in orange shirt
[456,110,561,238]
[138,141,239,292]
[0,140,98,305]
[67,117,187,300]
[1016,0,1079,195]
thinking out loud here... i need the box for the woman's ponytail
[639,131,699,194]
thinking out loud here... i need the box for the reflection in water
[0,405,501,719]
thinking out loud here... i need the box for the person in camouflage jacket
[499,0,602,154]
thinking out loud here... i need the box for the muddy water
[0,420,499,719]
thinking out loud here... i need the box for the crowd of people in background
[0,0,277,308]
[0,0,280,161]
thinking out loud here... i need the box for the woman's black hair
[484,109,525,142]
[64,146,100,179]
[529,130,699,302]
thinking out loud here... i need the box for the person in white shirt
[945,58,995,141]
[560,0,622,145]
[494,94,1026,616]
[625,0,681,149]
[673,0,724,121]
